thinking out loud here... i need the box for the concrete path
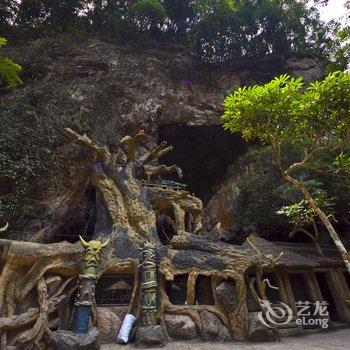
[102,328,350,350]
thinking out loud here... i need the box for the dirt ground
[102,328,350,350]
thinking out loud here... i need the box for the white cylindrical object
[117,314,137,344]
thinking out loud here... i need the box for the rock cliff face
[0,38,325,239]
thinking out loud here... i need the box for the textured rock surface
[96,307,123,344]
[49,327,100,350]
[199,310,231,341]
[135,325,168,347]
[109,305,129,321]
[247,312,274,342]
[215,281,237,313]
[284,58,325,84]
[203,184,239,232]
[0,38,325,238]
[164,314,198,340]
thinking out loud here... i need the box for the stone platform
[101,328,350,350]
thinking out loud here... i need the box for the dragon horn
[0,222,8,232]
[79,235,89,248]
[101,237,110,248]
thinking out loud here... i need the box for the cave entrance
[46,185,97,244]
[158,124,247,203]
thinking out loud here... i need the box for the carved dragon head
[79,235,110,267]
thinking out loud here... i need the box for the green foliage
[232,146,349,240]
[0,37,22,88]
[223,74,300,141]
[223,71,350,150]
[302,72,350,160]
[161,1,195,41]
[223,71,350,238]
[334,151,350,175]
[129,0,166,21]
[0,0,343,64]
[325,3,350,73]
[17,0,87,34]
[222,72,350,178]
[187,0,238,61]
[277,183,335,227]
[233,147,294,238]
[188,0,332,62]
[0,1,18,35]
[127,0,167,40]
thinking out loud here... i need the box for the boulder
[108,306,129,320]
[248,312,274,342]
[135,325,168,347]
[164,314,198,340]
[216,281,237,313]
[96,307,123,344]
[49,327,99,350]
[203,184,239,232]
[199,310,231,341]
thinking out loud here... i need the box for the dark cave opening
[158,124,248,203]
[49,185,97,244]
[156,211,176,245]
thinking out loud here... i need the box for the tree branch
[285,147,324,175]
[119,130,147,162]
[143,164,183,180]
[289,228,315,241]
[139,141,174,166]
[64,128,111,161]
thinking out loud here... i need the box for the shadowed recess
[158,124,248,203]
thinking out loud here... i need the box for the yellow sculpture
[79,235,110,271]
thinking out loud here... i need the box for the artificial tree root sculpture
[0,128,286,347]
[0,239,82,349]
[158,233,254,340]
[0,238,140,348]
[65,128,189,248]
[246,237,283,301]
[245,237,291,340]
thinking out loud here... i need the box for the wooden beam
[303,271,321,303]
[274,271,290,305]
[280,271,297,314]
[308,272,324,302]
[186,271,197,305]
[326,270,350,322]
[1,330,6,350]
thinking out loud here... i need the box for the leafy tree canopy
[0,0,348,67]
[223,72,350,149]
[222,71,350,271]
